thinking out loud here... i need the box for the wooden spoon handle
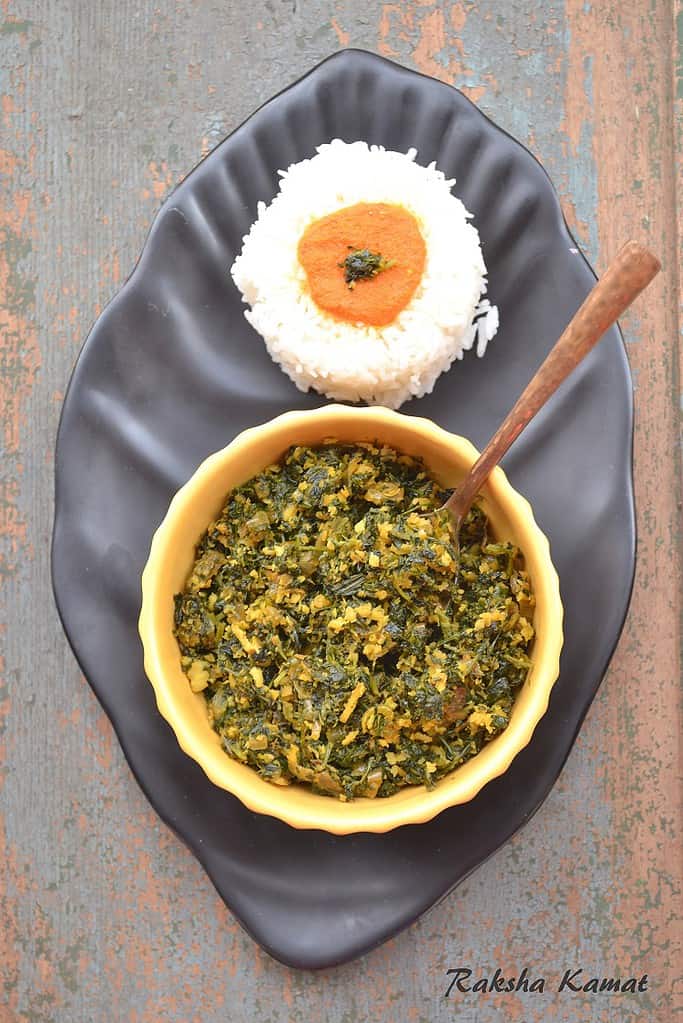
[444,240,661,522]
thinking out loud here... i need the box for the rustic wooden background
[1,1,681,1020]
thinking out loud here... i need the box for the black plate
[52,50,635,969]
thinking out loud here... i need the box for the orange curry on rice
[297,202,426,327]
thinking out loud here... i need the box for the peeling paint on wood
[1,0,680,1020]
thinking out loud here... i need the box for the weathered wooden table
[1,2,680,1020]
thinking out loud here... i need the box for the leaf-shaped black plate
[52,50,635,969]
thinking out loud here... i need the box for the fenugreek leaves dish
[139,404,563,833]
[173,443,535,800]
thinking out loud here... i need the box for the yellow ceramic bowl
[139,405,563,834]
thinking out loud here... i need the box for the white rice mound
[230,140,498,409]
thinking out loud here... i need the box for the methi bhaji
[174,443,535,800]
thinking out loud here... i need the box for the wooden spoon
[443,240,661,524]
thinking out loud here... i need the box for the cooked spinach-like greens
[174,443,535,800]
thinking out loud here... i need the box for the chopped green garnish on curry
[173,443,535,800]
[338,247,394,288]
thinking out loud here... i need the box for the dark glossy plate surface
[52,50,635,969]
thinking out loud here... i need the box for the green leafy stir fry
[174,443,535,800]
